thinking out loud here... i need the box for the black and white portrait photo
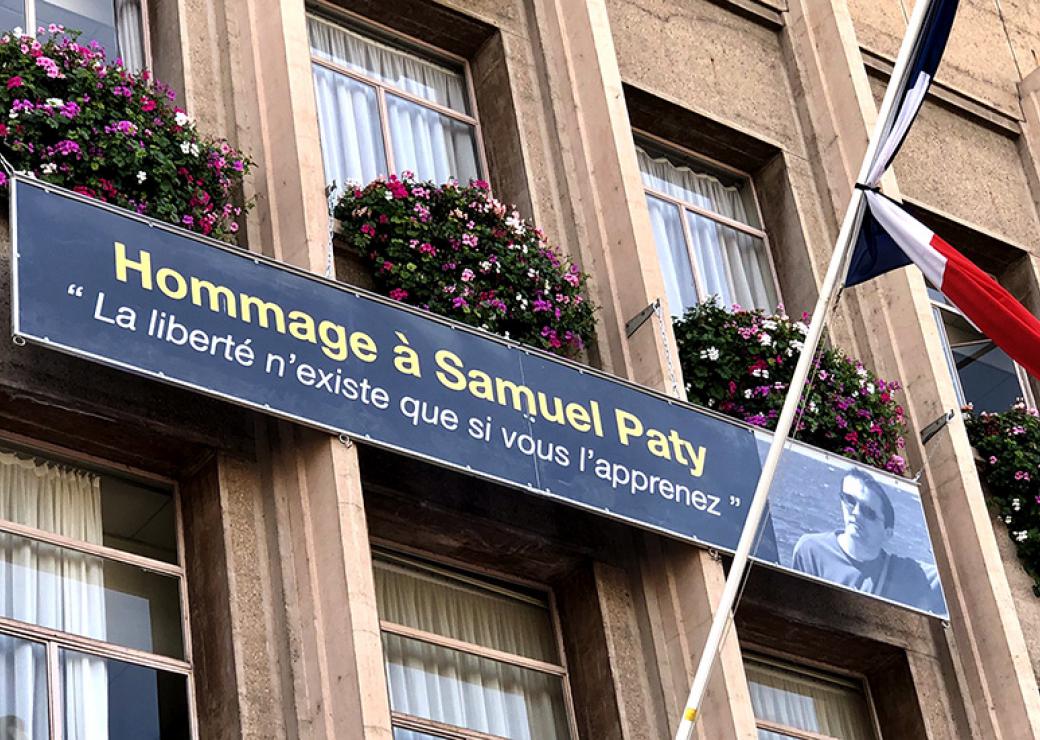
[752,433,947,617]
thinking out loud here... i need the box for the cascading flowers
[965,401,1040,592]
[673,298,908,474]
[0,26,252,241]
[334,173,595,356]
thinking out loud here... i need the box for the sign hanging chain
[324,185,337,279]
[653,299,683,398]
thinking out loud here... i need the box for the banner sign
[10,179,947,618]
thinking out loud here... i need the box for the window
[2,0,147,70]
[308,12,483,194]
[744,655,879,740]
[636,136,779,317]
[0,442,192,739]
[929,286,1035,412]
[373,549,575,740]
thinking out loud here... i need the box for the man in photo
[792,468,943,613]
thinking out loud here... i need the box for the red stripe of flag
[931,234,1040,381]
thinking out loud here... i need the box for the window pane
[636,145,760,228]
[937,307,1024,412]
[386,94,480,183]
[383,633,571,740]
[60,649,189,740]
[645,194,699,317]
[308,15,470,114]
[0,531,184,658]
[37,0,118,59]
[0,633,48,740]
[686,211,776,312]
[746,660,876,740]
[0,449,179,565]
[313,64,387,192]
[374,558,558,663]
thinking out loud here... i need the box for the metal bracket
[625,300,658,338]
[338,433,353,448]
[920,409,955,446]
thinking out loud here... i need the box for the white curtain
[0,452,108,740]
[637,146,777,312]
[115,0,145,72]
[376,561,570,739]
[746,661,875,740]
[308,16,480,191]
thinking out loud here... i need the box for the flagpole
[673,2,938,737]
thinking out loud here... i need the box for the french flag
[850,192,1040,381]
[843,0,1040,382]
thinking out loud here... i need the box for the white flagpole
[674,2,939,737]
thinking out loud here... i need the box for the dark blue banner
[11,178,764,552]
[10,178,947,617]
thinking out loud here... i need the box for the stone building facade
[3,0,1040,738]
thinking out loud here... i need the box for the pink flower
[388,288,408,301]
[382,261,394,273]
[5,76,22,89]
[1015,471,1031,481]
[989,456,998,465]
[460,268,475,283]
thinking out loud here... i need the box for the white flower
[1016,530,1029,542]
[698,346,720,361]
[479,260,491,271]
[865,382,875,395]
[45,97,62,108]
[1005,515,1013,524]
[751,368,769,379]
[190,142,200,157]
[179,141,191,154]
[790,340,804,352]
[1013,498,1022,511]
[8,111,17,120]
[40,163,56,174]
[856,366,868,378]
[744,389,753,399]
[809,401,818,413]
[759,333,772,346]
[794,321,809,335]
[762,319,777,331]
[384,190,393,200]
[12,27,22,37]
[174,111,190,127]
[136,170,147,183]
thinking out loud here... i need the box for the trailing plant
[0,26,252,241]
[965,402,1040,592]
[334,173,595,356]
[673,299,908,474]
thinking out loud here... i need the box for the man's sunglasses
[840,491,879,522]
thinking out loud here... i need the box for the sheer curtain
[0,452,107,739]
[115,0,145,72]
[637,146,777,313]
[308,16,480,192]
[375,560,571,739]
[745,660,876,740]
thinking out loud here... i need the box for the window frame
[371,542,580,740]
[928,287,1037,410]
[634,128,783,313]
[0,428,197,740]
[743,650,883,740]
[307,2,489,182]
[18,0,153,70]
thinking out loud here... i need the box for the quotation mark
[66,284,84,298]
[729,496,742,507]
